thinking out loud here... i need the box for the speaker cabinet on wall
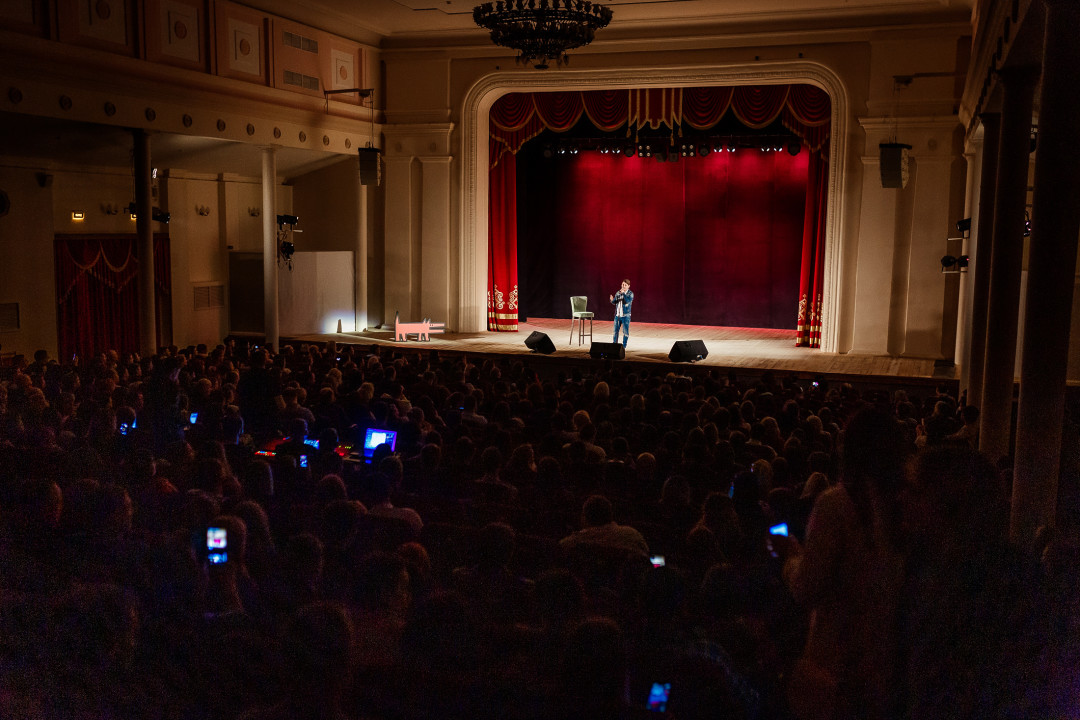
[524,331,556,354]
[668,340,709,363]
[589,342,625,360]
[358,147,382,186]
[879,142,911,188]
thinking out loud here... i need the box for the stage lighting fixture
[152,208,170,224]
[955,218,971,234]
[622,145,636,158]
[940,255,957,271]
[1023,211,1031,237]
[787,141,802,156]
[957,255,969,269]
[277,214,299,226]
[698,144,710,157]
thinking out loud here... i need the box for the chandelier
[473,0,613,70]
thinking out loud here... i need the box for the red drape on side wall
[56,234,172,359]
[489,85,831,337]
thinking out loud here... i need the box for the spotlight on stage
[622,145,636,158]
[955,217,971,234]
[787,140,802,156]
[698,144,710,157]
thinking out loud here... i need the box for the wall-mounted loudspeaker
[358,147,382,186]
[879,143,911,189]
[589,342,625,360]
[668,340,709,363]
[524,331,556,354]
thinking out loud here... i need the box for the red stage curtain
[582,89,630,132]
[730,85,790,128]
[682,86,734,129]
[488,151,519,331]
[519,149,809,329]
[490,85,832,156]
[533,91,585,130]
[489,86,832,335]
[795,148,829,347]
[56,234,172,358]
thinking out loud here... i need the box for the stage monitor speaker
[358,147,382,186]
[524,331,555,354]
[668,340,708,363]
[589,342,625,360]
[879,142,911,188]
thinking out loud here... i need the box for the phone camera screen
[768,523,789,537]
[646,682,670,712]
[300,455,308,468]
[650,555,665,568]
[207,527,228,564]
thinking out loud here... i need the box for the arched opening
[459,64,849,352]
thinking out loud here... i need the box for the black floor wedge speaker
[524,331,556,354]
[589,342,625,360]
[669,340,708,362]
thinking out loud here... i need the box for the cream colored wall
[0,166,58,357]
[160,173,292,348]
[165,174,229,348]
[291,159,360,253]
[0,163,298,356]
[381,26,969,352]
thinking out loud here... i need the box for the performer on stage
[610,279,634,348]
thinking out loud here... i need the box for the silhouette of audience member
[560,495,648,555]
[897,444,1056,719]
[782,407,909,720]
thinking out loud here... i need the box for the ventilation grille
[283,70,320,91]
[193,285,225,311]
[282,31,318,53]
[0,302,18,331]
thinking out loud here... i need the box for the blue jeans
[613,315,630,347]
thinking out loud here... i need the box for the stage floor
[285,317,954,383]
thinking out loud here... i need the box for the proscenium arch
[460,62,849,352]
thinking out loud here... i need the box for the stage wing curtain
[796,147,829,348]
[489,85,831,335]
[56,234,172,358]
[488,150,519,331]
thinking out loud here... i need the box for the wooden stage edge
[284,318,958,388]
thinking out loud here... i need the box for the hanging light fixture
[473,0,613,70]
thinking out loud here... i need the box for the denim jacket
[611,289,634,317]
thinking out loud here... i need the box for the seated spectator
[242,602,354,720]
[451,521,532,625]
[560,495,649,555]
[348,551,412,669]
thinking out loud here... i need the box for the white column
[354,183,369,332]
[955,140,982,393]
[420,155,453,326]
[262,147,279,351]
[383,156,417,325]
[133,130,157,356]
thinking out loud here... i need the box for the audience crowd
[0,340,1077,719]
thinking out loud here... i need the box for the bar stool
[570,296,594,345]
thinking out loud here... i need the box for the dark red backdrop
[518,148,809,328]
